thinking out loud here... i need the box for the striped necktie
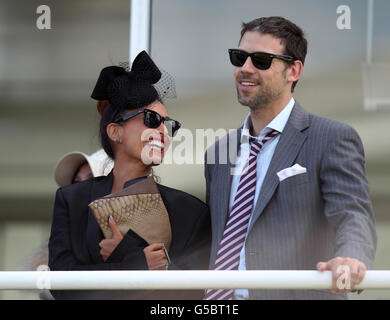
[205,129,280,300]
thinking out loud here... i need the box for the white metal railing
[129,0,151,63]
[1,271,390,290]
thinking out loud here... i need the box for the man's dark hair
[240,16,308,92]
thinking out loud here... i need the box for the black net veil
[118,61,177,103]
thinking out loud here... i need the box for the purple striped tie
[205,130,280,300]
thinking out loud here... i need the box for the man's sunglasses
[113,108,181,137]
[228,49,294,70]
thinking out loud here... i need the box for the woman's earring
[115,137,121,144]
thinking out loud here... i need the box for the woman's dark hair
[98,100,162,182]
[99,102,120,160]
[240,16,308,92]
[98,96,161,160]
[93,51,162,160]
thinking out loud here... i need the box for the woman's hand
[143,243,168,270]
[99,216,123,262]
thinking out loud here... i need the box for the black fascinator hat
[91,51,162,114]
[94,51,176,160]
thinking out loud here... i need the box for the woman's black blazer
[48,173,211,299]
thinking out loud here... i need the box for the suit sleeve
[48,188,148,299]
[320,124,377,268]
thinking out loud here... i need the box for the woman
[48,51,211,299]
[19,148,113,300]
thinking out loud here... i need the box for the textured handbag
[88,176,172,250]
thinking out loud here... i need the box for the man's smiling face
[234,31,291,110]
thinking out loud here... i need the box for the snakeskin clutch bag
[88,177,172,250]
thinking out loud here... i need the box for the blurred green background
[0,0,389,299]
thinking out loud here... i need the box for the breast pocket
[279,172,310,188]
[275,172,314,220]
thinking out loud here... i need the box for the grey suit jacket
[204,102,377,300]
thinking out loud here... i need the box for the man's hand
[317,257,367,294]
[99,216,123,262]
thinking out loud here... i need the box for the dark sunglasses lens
[144,110,162,128]
[251,53,272,70]
[165,120,181,137]
[229,50,248,67]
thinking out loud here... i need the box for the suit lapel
[215,129,242,244]
[86,172,113,263]
[248,102,310,233]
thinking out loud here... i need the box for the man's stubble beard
[236,69,288,111]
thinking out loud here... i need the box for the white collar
[241,97,295,143]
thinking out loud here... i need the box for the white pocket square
[276,164,307,182]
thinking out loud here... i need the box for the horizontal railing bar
[0,270,390,290]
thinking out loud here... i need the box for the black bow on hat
[91,51,162,112]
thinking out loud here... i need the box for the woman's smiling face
[116,100,172,167]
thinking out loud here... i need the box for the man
[204,16,377,300]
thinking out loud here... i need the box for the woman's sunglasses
[228,49,294,70]
[113,108,181,137]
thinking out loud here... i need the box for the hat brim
[54,152,90,187]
